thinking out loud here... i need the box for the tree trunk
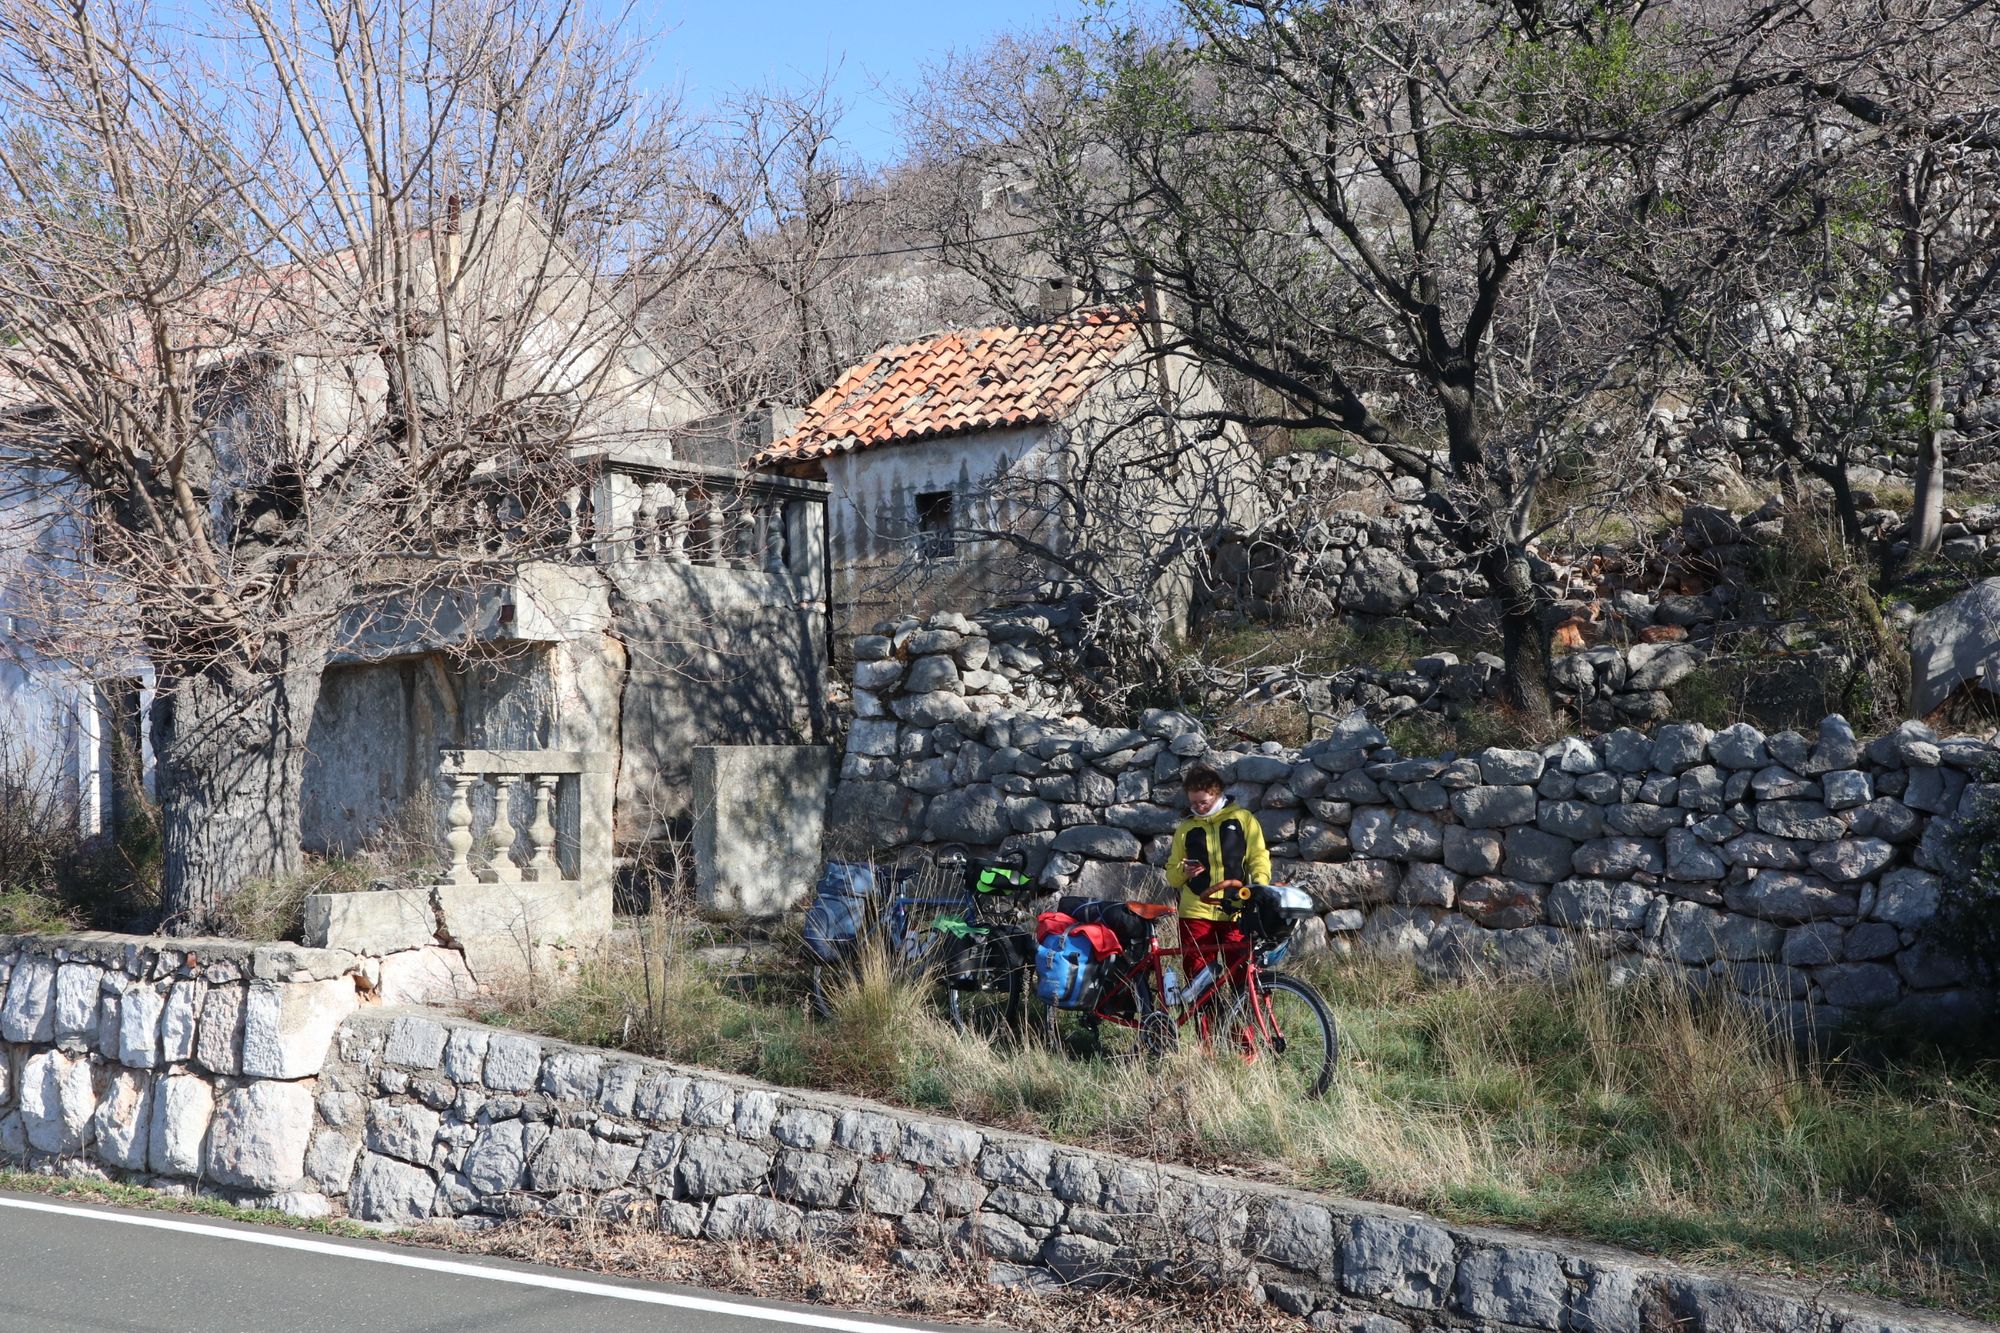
[1909,360,1947,555]
[151,655,325,934]
[1486,544,1554,730]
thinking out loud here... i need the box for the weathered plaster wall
[823,425,1047,639]
[301,646,571,858]
[831,610,1994,1037]
[691,745,836,919]
[607,559,829,838]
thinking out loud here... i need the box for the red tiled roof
[751,307,1142,467]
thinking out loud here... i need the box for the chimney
[1037,277,1078,321]
[755,399,803,448]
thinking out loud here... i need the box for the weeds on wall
[1742,497,1911,731]
[0,737,160,932]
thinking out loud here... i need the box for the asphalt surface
[0,1191,1003,1333]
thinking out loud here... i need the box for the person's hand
[1180,858,1204,876]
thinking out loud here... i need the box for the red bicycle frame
[1086,935,1288,1059]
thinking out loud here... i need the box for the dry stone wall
[0,933,1981,1331]
[830,611,1995,1035]
[291,1008,1978,1332]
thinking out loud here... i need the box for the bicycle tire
[1221,972,1338,1098]
[946,964,1025,1039]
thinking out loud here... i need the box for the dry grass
[411,1212,1299,1332]
[478,918,2000,1319]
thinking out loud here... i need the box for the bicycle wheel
[946,966,1025,1039]
[1219,972,1338,1098]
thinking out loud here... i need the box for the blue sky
[639,0,1083,165]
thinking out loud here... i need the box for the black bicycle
[804,847,1037,1037]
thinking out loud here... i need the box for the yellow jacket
[1165,803,1271,922]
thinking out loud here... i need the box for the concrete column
[784,497,827,597]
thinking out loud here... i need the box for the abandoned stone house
[751,302,1263,640]
[0,201,834,910]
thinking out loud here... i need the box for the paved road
[0,1192,1004,1333]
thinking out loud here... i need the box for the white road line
[0,1195,946,1333]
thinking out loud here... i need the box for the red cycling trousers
[1180,917,1251,989]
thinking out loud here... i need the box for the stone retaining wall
[0,933,373,1213]
[296,1009,1979,1331]
[0,933,1979,1331]
[831,611,1995,1033]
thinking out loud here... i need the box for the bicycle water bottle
[1182,963,1217,1006]
[1161,966,1183,1005]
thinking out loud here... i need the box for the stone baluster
[480,775,522,883]
[732,494,758,569]
[443,771,479,885]
[760,499,786,573]
[524,774,561,882]
[705,493,727,566]
[631,483,657,558]
[563,483,595,560]
[661,484,690,562]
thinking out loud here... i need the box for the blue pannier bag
[803,861,883,963]
[1034,932,1105,1010]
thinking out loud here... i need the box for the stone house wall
[830,610,1994,1034]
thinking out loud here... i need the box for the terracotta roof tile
[750,307,1142,468]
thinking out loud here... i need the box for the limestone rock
[1341,1214,1455,1308]
[194,983,246,1076]
[205,1080,315,1191]
[676,1135,772,1197]
[367,1101,443,1166]
[117,985,165,1069]
[704,1193,803,1244]
[1454,1245,1567,1328]
[462,1120,530,1194]
[241,978,359,1080]
[482,1033,543,1093]
[348,1151,439,1223]
[1910,577,2000,714]
[52,963,105,1042]
[148,1073,215,1177]
[925,785,1007,844]
[160,980,204,1063]
[1341,547,1418,614]
[1,957,57,1043]
[92,1068,153,1171]
[376,948,478,1007]
[20,1049,96,1154]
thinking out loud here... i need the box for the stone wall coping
[0,931,361,982]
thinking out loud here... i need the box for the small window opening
[915,490,956,559]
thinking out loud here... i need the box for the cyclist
[1164,764,1270,989]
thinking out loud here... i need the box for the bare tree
[655,82,993,442]
[0,0,711,929]
[1632,0,2000,565]
[902,0,1778,725]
